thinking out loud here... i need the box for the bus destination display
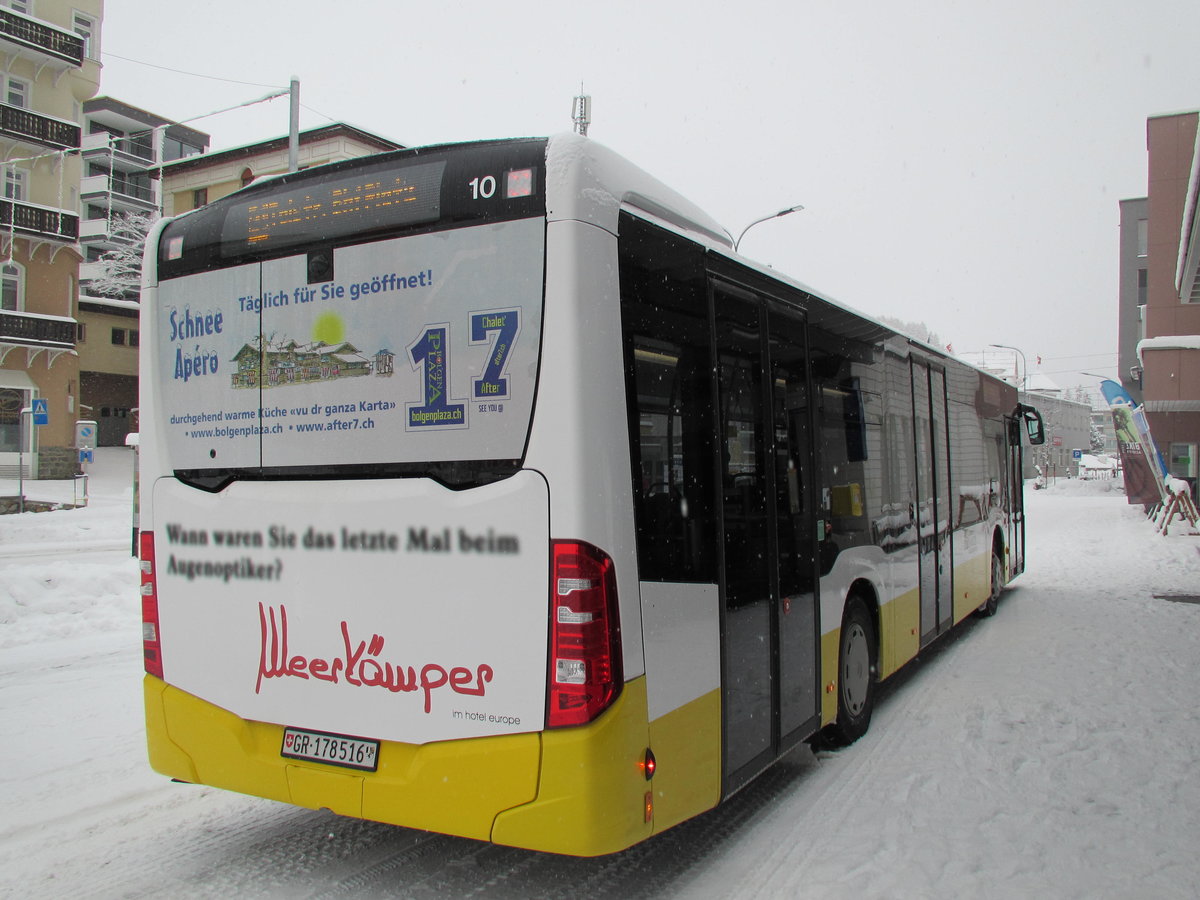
[220,160,447,256]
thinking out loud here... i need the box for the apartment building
[1121,112,1200,500]
[0,0,102,478]
[78,96,207,445]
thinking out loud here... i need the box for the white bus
[138,134,1044,856]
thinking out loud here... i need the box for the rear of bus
[139,137,662,855]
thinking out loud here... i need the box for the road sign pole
[17,408,28,514]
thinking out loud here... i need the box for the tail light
[139,531,163,678]
[547,540,622,727]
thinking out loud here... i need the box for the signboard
[155,218,544,473]
[153,471,550,744]
[75,420,97,448]
[31,397,48,426]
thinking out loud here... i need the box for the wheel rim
[842,622,870,717]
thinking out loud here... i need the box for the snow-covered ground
[2,450,1198,899]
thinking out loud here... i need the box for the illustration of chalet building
[231,337,371,389]
[374,348,395,377]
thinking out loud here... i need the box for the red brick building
[1132,112,1200,498]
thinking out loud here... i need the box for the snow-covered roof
[1138,334,1200,362]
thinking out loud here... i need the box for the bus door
[911,359,953,644]
[712,282,820,788]
[1006,411,1027,575]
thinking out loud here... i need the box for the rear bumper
[145,674,655,855]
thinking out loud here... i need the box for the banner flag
[1100,380,1167,507]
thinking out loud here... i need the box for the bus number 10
[469,176,497,200]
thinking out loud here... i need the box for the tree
[87,211,158,301]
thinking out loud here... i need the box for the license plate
[281,727,379,772]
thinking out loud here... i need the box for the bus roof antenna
[572,87,591,137]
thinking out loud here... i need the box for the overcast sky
[97,0,1200,394]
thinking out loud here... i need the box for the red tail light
[139,531,163,679]
[547,540,622,728]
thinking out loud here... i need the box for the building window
[4,167,27,201]
[111,328,126,346]
[77,322,86,342]
[129,329,139,347]
[1169,443,1197,480]
[0,387,25,453]
[4,76,29,109]
[192,187,209,208]
[241,167,255,188]
[1,262,22,311]
[73,13,98,59]
[1,1,33,15]
[1136,219,1148,258]
[162,137,205,162]
[1137,268,1148,306]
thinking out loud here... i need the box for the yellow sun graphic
[312,311,345,345]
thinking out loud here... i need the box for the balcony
[0,309,76,348]
[81,131,156,172]
[0,102,80,152]
[81,173,158,215]
[0,9,84,69]
[0,197,78,242]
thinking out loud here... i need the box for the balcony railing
[81,131,156,167]
[0,102,80,151]
[0,9,84,68]
[0,198,79,242]
[0,309,76,348]
[81,174,158,213]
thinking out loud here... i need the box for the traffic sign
[75,420,97,448]
[31,397,48,425]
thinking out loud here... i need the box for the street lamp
[990,343,1027,392]
[734,204,805,252]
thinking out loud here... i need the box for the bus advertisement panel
[154,217,543,472]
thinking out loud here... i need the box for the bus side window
[619,215,716,583]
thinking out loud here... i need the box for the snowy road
[2,455,1199,898]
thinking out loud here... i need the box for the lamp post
[734,204,805,252]
[990,343,1027,392]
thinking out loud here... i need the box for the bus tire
[823,596,876,747]
[977,546,1004,618]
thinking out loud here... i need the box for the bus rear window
[149,217,545,482]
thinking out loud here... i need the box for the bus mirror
[1017,404,1045,445]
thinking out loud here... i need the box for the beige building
[77,97,208,445]
[0,0,102,478]
[160,123,403,217]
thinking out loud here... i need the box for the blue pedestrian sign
[31,398,48,426]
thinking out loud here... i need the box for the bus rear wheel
[977,547,1004,618]
[822,596,876,747]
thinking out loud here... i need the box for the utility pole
[288,77,300,173]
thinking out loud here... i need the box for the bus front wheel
[823,596,876,747]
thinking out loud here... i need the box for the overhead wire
[101,50,285,90]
